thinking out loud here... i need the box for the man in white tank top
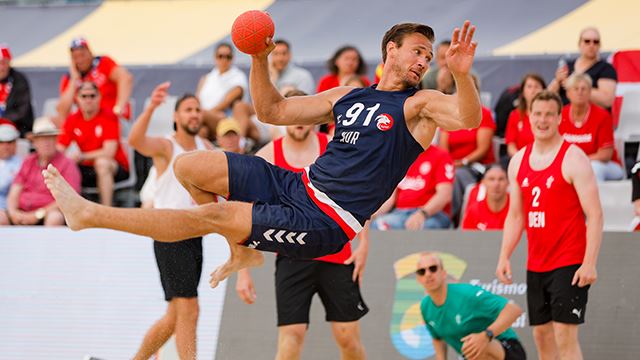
[128,82,213,360]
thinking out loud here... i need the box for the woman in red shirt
[561,73,624,181]
[316,46,370,93]
[505,73,546,157]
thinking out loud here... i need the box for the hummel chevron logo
[263,229,307,245]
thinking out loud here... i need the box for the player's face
[579,29,600,60]
[335,49,360,76]
[286,125,313,142]
[71,48,93,73]
[483,167,508,201]
[566,80,591,107]
[0,58,10,79]
[175,98,202,136]
[529,100,562,141]
[392,33,433,88]
[523,78,544,107]
[416,255,446,292]
[270,44,291,72]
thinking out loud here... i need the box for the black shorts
[527,264,589,325]
[275,256,368,326]
[79,164,129,188]
[500,338,527,360]
[154,237,203,301]
[225,151,351,259]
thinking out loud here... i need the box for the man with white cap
[0,119,22,224]
[0,44,34,137]
[6,117,80,226]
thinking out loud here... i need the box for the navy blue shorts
[225,152,350,259]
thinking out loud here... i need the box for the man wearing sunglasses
[57,81,129,206]
[548,27,617,110]
[196,43,247,140]
[418,252,526,360]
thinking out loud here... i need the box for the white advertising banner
[0,227,230,360]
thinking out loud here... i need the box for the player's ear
[386,41,398,58]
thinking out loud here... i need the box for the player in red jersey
[235,89,368,360]
[496,91,603,360]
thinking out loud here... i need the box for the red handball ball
[231,10,275,55]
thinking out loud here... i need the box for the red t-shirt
[13,152,81,211]
[58,108,129,171]
[59,55,130,118]
[273,132,351,264]
[444,106,496,164]
[316,74,370,93]
[505,109,534,151]
[0,80,11,111]
[395,145,454,215]
[461,196,510,231]
[517,141,586,272]
[560,103,619,163]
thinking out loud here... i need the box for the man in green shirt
[418,252,526,360]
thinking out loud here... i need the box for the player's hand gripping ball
[231,10,275,55]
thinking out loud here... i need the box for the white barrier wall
[0,227,230,360]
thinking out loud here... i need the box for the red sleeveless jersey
[517,141,586,272]
[274,132,352,264]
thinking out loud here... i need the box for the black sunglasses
[582,39,600,45]
[79,94,97,99]
[216,54,233,60]
[416,265,439,276]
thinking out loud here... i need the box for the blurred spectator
[6,117,80,226]
[373,62,383,84]
[548,27,617,109]
[0,120,22,225]
[503,74,546,164]
[421,40,451,92]
[216,118,244,154]
[493,84,520,138]
[372,145,454,230]
[57,81,129,206]
[560,73,624,181]
[57,37,133,122]
[270,39,315,94]
[439,76,495,224]
[196,43,247,140]
[316,45,370,93]
[0,45,34,137]
[461,164,509,231]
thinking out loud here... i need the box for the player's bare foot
[42,164,95,231]
[210,244,263,288]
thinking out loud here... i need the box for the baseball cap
[0,44,11,61]
[0,120,19,142]
[216,118,241,137]
[28,117,60,138]
[70,37,90,50]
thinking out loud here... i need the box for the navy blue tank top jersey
[307,85,425,226]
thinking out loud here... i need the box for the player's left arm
[345,221,369,284]
[564,145,603,287]
[109,65,134,116]
[419,21,481,131]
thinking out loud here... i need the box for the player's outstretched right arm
[496,150,525,284]
[128,82,172,159]
[250,39,350,126]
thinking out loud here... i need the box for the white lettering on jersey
[563,133,593,144]
[340,131,360,145]
[528,211,546,228]
[397,176,426,191]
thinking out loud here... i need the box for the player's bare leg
[174,150,264,288]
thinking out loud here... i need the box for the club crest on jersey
[375,113,394,131]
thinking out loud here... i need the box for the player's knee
[174,297,199,322]
[332,323,362,353]
[532,325,554,346]
[279,325,306,346]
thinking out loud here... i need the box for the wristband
[419,209,430,219]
